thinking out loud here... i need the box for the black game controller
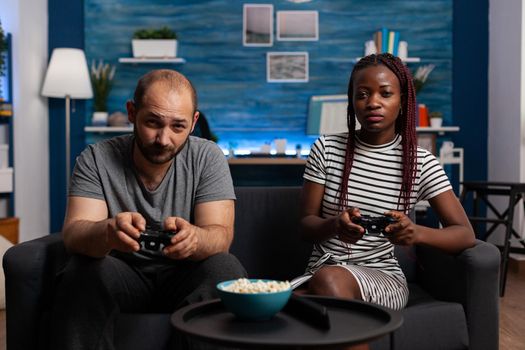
[351,215,397,236]
[138,229,177,251]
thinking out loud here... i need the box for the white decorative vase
[132,39,178,58]
[430,118,443,128]
[92,111,109,126]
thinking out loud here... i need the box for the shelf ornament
[132,26,178,58]
[412,64,435,95]
[90,59,116,126]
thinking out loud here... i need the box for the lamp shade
[41,48,93,99]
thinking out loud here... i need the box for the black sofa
[4,186,500,350]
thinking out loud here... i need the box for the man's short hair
[133,69,198,112]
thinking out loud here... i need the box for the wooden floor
[499,268,525,350]
[0,270,523,349]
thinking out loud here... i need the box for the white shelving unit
[416,126,460,135]
[354,57,421,63]
[85,126,132,133]
[118,57,186,64]
[85,125,460,134]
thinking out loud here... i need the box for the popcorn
[222,278,291,294]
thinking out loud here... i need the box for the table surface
[228,157,307,165]
[171,295,403,349]
[462,181,525,188]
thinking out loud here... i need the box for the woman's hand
[384,211,419,246]
[335,207,365,244]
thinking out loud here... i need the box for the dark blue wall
[48,0,489,231]
[84,0,453,152]
[48,0,86,232]
[452,0,488,182]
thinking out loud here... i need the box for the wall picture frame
[243,4,273,47]
[277,11,319,41]
[267,52,309,83]
[417,134,437,154]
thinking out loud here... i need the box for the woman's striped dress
[291,133,452,310]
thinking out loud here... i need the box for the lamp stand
[65,95,71,189]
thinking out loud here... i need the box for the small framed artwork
[267,52,309,83]
[277,11,319,41]
[417,134,437,154]
[243,4,273,46]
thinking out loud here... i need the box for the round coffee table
[171,295,403,349]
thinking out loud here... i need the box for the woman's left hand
[384,211,419,246]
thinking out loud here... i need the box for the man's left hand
[162,217,199,259]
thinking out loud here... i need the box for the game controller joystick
[351,215,397,236]
[138,229,177,251]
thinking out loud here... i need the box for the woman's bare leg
[308,266,369,350]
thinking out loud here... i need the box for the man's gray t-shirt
[69,134,235,261]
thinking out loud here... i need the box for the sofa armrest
[3,233,68,350]
[416,239,500,350]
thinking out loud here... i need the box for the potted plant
[90,60,116,126]
[132,26,178,58]
[0,20,8,98]
[429,111,443,128]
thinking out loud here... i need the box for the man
[50,69,246,349]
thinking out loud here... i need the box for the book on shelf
[372,28,402,57]
[392,31,400,56]
[381,27,389,53]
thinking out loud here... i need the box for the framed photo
[243,4,273,46]
[267,52,309,83]
[417,134,437,154]
[277,11,319,41]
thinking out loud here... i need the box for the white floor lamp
[41,48,93,188]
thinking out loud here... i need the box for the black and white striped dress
[291,133,452,310]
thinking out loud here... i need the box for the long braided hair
[338,53,418,213]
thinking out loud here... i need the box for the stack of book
[373,28,401,56]
[0,99,12,117]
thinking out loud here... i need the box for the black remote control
[282,294,331,330]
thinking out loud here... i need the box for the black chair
[460,181,525,296]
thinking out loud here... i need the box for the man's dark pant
[49,252,247,350]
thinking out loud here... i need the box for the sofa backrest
[231,186,311,281]
[231,186,416,283]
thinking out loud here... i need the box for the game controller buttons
[351,215,396,236]
[138,229,177,252]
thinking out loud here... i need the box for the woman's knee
[308,266,362,299]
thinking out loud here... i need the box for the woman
[294,53,475,317]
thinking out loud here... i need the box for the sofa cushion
[371,284,469,350]
[397,284,468,350]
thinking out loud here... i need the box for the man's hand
[335,207,365,244]
[106,212,146,253]
[161,216,199,259]
[384,211,419,246]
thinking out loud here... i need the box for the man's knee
[199,252,247,280]
[57,254,121,294]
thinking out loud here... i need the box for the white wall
[488,0,525,243]
[0,0,50,241]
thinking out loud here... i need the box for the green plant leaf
[133,26,177,39]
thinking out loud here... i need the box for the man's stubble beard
[133,127,189,165]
